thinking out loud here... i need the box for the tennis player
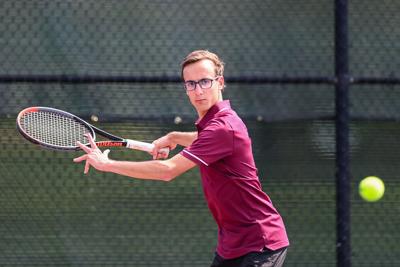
[74,50,289,267]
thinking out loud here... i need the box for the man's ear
[218,76,225,91]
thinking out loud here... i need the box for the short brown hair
[181,50,225,80]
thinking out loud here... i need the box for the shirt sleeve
[180,121,233,166]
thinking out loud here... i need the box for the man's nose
[194,85,204,94]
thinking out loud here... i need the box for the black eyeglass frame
[183,76,221,91]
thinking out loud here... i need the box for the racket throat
[96,141,126,148]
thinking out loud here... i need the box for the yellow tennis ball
[359,176,385,202]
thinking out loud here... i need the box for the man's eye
[186,81,196,87]
[199,79,211,86]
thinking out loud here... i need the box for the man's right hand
[151,133,177,160]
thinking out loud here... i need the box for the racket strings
[20,111,90,147]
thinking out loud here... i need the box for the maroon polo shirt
[180,100,289,259]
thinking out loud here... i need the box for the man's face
[182,59,224,118]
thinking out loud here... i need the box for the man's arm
[151,131,198,159]
[73,134,196,181]
[103,154,196,181]
[165,131,198,147]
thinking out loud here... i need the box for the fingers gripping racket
[16,107,169,153]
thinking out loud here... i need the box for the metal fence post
[335,0,351,266]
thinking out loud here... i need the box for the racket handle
[126,139,169,155]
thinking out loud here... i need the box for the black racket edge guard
[16,106,94,151]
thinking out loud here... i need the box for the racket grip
[126,140,169,155]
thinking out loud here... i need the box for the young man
[74,50,289,267]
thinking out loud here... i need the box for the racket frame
[16,107,158,152]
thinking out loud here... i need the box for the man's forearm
[104,159,177,181]
[167,131,197,147]
[102,153,196,181]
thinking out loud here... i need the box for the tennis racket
[16,106,169,153]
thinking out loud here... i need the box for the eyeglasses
[184,77,220,91]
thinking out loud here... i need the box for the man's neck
[197,98,224,120]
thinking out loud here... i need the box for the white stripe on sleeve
[182,149,209,166]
